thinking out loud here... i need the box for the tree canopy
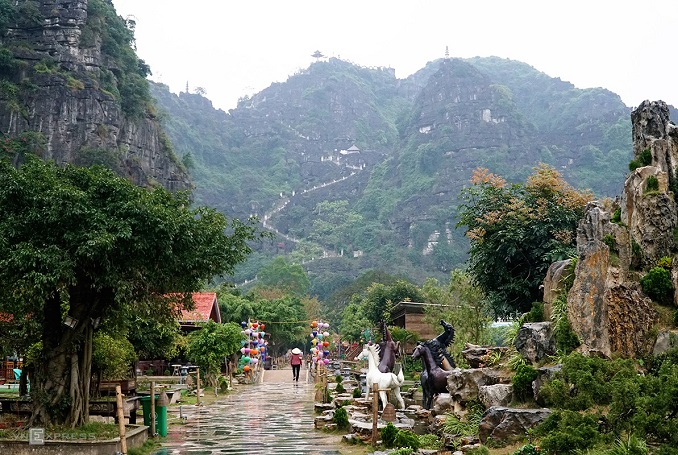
[256,256,310,297]
[187,320,243,387]
[0,158,259,426]
[457,164,592,317]
[422,270,493,364]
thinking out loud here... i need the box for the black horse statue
[412,342,453,409]
[377,319,400,373]
[422,319,456,370]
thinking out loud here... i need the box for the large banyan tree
[0,158,259,426]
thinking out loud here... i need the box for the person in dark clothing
[290,347,303,381]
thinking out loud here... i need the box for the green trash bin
[139,395,153,427]
[139,393,168,436]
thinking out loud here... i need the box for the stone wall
[0,424,147,455]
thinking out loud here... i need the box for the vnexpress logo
[29,428,44,445]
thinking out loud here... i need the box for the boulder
[314,413,333,429]
[568,201,658,358]
[543,259,573,320]
[461,344,509,368]
[532,364,562,404]
[628,100,678,269]
[431,393,453,415]
[447,368,512,406]
[514,322,556,363]
[478,407,552,447]
[478,384,513,408]
[653,330,678,355]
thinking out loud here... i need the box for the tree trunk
[29,285,104,427]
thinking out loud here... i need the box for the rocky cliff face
[0,0,189,191]
[564,100,678,358]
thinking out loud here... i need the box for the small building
[389,301,439,352]
[179,292,221,332]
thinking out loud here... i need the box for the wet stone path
[153,367,342,455]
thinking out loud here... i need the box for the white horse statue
[356,344,405,409]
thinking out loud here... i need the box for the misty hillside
[151,56,660,297]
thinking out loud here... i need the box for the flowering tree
[457,164,592,317]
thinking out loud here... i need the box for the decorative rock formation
[478,407,552,447]
[565,101,678,359]
[447,368,512,408]
[653,330,678,356]
[478,384,513,408]
[543,259,573,319]
[514,322,556,364]
[461,344,508,369]
[568,204,658,358]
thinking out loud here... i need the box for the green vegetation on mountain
[151,55,638,307]
[83,0,154,118]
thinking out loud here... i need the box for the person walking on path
[290,347,303,381]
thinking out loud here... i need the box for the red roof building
[179,292,221,331]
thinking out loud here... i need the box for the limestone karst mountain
[152,56,647,288]
[0,0,189,191]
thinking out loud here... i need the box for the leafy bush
[607,434,648,455]
[381,422,398,447]
[444,412,480,437]
[390,449,414,455]
[629,160,641,172]
[656,446,678,455]
[639,148,653,166]
[512,444,541,455]
[534,410,605,453]
[626,361,678,446]
[540,353,637,411]
[640,266,674,305]
[611,207,622,224]
[632,240,642,269]
[554,317,580,354]
[657,256,673,270]
[603,234,617,251]
[512,363,538,402]
[522,301,545,323]
[645,175,659,193]
[393,429,420,449]
[352,387,362,398]
[335,382,345,394]
[550,291,578,354]
[418,433,442,450]
[539,378,569,408]
[333,406,348,429]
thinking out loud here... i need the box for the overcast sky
[112,0,677,112]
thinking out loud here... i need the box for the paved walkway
[153,366,341,455]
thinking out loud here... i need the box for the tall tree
[422,270,493,364]
[339,298,371,343]
[361,280,425,324]
[457,165,592,317]
[186,320,242,390]
[0,159,259,426]
[257,256,310,297]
